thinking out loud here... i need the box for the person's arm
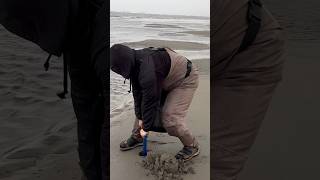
[132,77,142,120]
[139,56,161,132]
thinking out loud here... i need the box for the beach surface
[0,24,81,180]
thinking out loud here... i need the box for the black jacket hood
[110,44,135,79]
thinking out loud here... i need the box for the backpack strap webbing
[238,0,263,53]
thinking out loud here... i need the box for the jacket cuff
[143,127,150,132]
[135,114,142,120]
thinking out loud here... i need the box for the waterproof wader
[132,49,199,146]
[66,1,107,180]
[212,0,285,179]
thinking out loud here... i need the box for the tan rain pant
[132,48,199,146]
[212,1,285,179]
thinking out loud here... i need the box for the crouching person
[110,44,199,161]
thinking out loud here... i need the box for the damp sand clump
[141,153,195,180]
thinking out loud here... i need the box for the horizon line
[110,10,210,18]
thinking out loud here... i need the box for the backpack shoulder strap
[238,0,263,53]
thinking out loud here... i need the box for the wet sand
[192,59,210,76]
[144,24,184,29]
[110,75,210,180]
[122,39,209,50]
[179,31,210,38]
[0,25,80,180]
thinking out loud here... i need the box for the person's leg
[212,23,285,180]
[212,82,278,180]
[119,118,144,151]
[212,1,286,178]
[162,59,199,145]
[67,48,103,180]
[162,87,197,146]
[62,0,107,179]
[88,1,108,179]
[131,118,143,140]
[162,84,201,161]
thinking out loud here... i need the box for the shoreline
[122,39,209,51]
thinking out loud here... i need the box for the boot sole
[182,149,200,162]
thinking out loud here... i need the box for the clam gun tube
[139,135,148,156]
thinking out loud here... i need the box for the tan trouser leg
[162,84,197,146]
[131,83,198,146]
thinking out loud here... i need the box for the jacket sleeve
[132,78,142,120]
[139,55,161,132]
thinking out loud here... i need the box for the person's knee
[165,124,186,137]
[162,107,175,125]
[165,126,179,137]
[161,109,170,122]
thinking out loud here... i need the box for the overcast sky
[110,0,210,17]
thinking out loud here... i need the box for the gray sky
[110,0,210,17]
